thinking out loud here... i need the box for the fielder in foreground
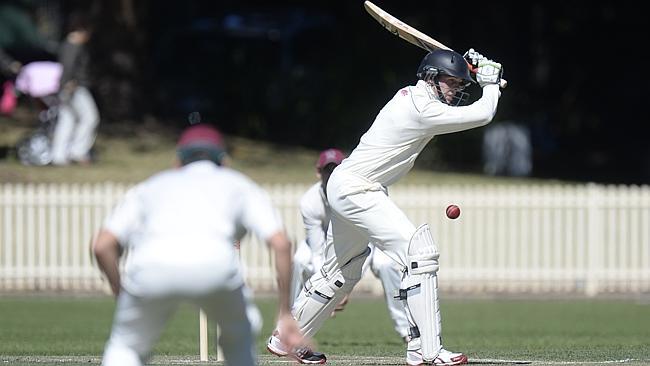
[268,49,503,366]
[92,124,304,366]
[287,148,409,340]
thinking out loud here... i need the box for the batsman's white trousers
[322,170,415,288]
[101,285,259,366]
[292,239,409,338]
[51,86,99,164]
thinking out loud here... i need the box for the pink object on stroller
[1,80,17,115]
[15,61,62,98]
[14,61,63,165]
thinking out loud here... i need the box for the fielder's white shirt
[103,161,283,296]
[337,81,501,188]
[299,182,330,270]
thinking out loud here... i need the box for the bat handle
[468,63,507,89]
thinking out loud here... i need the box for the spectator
[482,121,532,177]
[51,12,100,166]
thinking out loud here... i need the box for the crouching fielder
[269,48,503,365]
[93,124,304,366]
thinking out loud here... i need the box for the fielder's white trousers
[51,86,99,164]
[101,285,258,366]
[367,245,410,338]
[291,240,314,304]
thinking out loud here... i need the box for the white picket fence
[1,182,649,296]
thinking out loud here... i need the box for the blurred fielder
[93,124,304,366]
[268,49,503,365]
[288,148,409,339]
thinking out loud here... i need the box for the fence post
[585,183,604,296]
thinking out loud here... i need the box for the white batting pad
[400,224,442,361]
[293,246,371,338]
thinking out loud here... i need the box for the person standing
[93,124,304,366]
[288,148,409,340]
[268,48,504,365]
[51,13,99,165]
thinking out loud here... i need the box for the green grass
[1,111,559,185]
[1,296,649,365]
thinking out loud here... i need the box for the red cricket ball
[446,204,461,219]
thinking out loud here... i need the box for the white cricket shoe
[266,331,327,364]
[406,348,468,366]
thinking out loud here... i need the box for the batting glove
[463,48,485,68]
[476,59,503,87]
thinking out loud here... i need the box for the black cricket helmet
[416,49,474,106]
[416,49,474,85]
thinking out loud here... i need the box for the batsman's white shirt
[325,81,501,269]
[104,160,283,297]
[337,81,500,188]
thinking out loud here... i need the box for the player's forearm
[268,232,294,314]
[305,226,326,270]
[97,256,121,296]
[423,85,501,134]
[92,230,122,296]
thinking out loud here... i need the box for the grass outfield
[0,296,649,365]
[0,113,556,186]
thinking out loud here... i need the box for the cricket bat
[364,1,507,88]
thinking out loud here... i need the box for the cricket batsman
[268,48,503,365]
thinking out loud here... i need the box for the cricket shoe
[406,348,468,366]
[266,331,327,364]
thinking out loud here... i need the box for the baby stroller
[13,61,62,166]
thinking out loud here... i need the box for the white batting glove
[463,48,485,68]
[476,59,503,87]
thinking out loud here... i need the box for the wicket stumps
[199,308,224,361]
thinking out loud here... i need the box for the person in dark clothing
[50,13,100,166]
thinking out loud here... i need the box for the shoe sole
[407,354,468,366]
[266,343,327,364]
[266,343,288,357]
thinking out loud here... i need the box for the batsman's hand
[463,48,485,68]
[476,59,503,88]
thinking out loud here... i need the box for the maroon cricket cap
[316,148,345,169]
[177,124,224,150]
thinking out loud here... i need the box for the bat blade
[364,1,507,88]
[364,1,449,52]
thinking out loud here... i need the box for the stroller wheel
[17,131,52,166]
